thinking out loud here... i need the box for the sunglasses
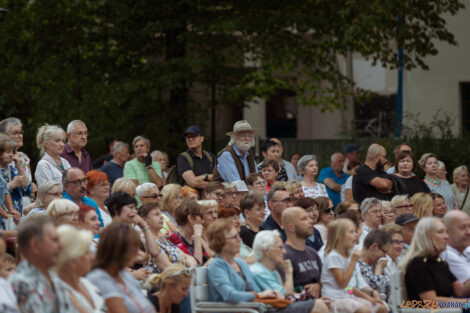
[324,207,335,214]
[142,194,162,199]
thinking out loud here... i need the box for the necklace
[425,176,441,185]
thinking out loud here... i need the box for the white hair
[252,230,281,262]
[136,182,158,198]
[132,135,150,148]
[57,224,92,268]
[360,197,382,217]
[151,150,166,160]
[227,134,255,147]
[112,141,129,156]
[297,154,317,173]
[391,194,409,208]
[197,200,218,213]
[46,199,79,218]
[0,117,22,134]
[66,120,87,133]
[437,160,445,170]
[222,182,235,190]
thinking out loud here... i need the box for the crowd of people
[0,117,470,313]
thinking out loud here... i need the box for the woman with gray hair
[298,155,328,199]
[23,181,62,218]
[34,124,71,187]
[450,165,470,214]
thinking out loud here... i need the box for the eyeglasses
[142,194,162,199]
[168,267,192,277]
[378,245,388,253]
[70,131,89,136]
[46,192,63,197]
[273,197,293,204]
[11,130,24,136]
[225,191,236,196]
[395,204,413,209]
[66,178,89,186]
[205,209,218,216]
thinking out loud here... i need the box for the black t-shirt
[148,293,180,313]
[240,225,257,248]
[283,244,322,290]
[405,256,457,301]
[396,175,430,197]
[177,150,215,177]
[352,164,393,203]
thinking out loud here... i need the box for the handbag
[254,294,292,308]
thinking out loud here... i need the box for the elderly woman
[295,197,323,251]
[87,222,156,313]
[56,225,106,313]
[151,150,170,178]
[419,153,457,211]
[298,155,328,199]
[35,124,71,187]
[221,182,238,208]
[240,194,266,248]
[431,193,447,217]
[260,159,280,192]
[380,201,395,225]
[0,118,34,212]
[110,177,136,197]
[46,199,79,226]
[313,196,334,242]
[23,181,62,218]
[77,204,101,253]
[198,199,218,240]
[410,192,433,218]
[393,150,430,196]
[451,166,470,214]
[207,218,329,313]
[286,180,305,201]
[399,217,468,302]
[260,139,288,181]
[381,223,404,275]
[390,194,412,216]
[246,173,268,197]
[86,170,112,226]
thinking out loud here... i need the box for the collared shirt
[216,145,258,183]
[260,215,286,241]
[99,160,123,186]
[62,190,104,227]
[177,149,215,177]
[123,158,162,185]
[9,260,78,313]
[318,166,349,206]
[34,153,71,188]
[61,143,92,174]
[441,244,470,284]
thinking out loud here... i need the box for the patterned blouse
[357,260,390,297]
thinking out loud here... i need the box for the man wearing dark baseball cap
[343,143,362,172]
[395,213,419,256]
[175,125,215,190]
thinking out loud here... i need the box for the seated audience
[260,159,280,192]
[295,197,323,251]
[87,222,156,313]
[399,217,467,303]
[391,194,412,216]
[335,200,359,215]
[46,199,79,226]
[259,139,288,182]
[298,155,328,199]
[393,150,429,196]
[77,204,101,251]
[380,200,396,224]
[218,206,252,260]
[286,180,305,202]
[111,177,136,197]
[86,170,112,226]
[246,173,268,200]
[450,166,470,214]
[182,186,199,201]
[410,192,433,218]
[160,184,184,233]
[395,213,419,257]
[260,187,294,241]
[381,223,404,275]
[201,181,225,203]
[431,193,447,217]
[56,225,106,313]
[137,183,161,206]
[313,196,334,242]
[359,198,383,248]
[240,194,266,248]
[23,181,62,218]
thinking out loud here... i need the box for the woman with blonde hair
[56,225,106,313]
[410,192,433,218]
[398,217,467,302]
[450,165,470,214]
[145,263,192,313]
[160,184,183,233]
[47,198,79,226]
[34,124,71,187]
[111,177,136,197]
[23,181,62,217]
[286,180,304,201]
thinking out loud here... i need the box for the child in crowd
[0,252,18,312]
[321,218,388,313]
[0,253,16,279]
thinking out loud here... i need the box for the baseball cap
[395,213,419,226]
[344,144,362,154]
[184,125,203,136]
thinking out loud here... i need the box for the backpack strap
[202,150,214,167]
[180,152,194,170]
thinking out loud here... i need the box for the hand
[131,268,151,281]
[132,215,147,229]
[11,175,24,189]
[13,152,22,166]
[31,183,38,194]
[145,154,152,167]
[304,283,321,298]
[280,259,293,274]
[351,248,361,262]
[376,259,388,273]
[274,291,284,300]
[193,224,203,238]
[258,289,276,299]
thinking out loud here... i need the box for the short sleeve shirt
[320,250,353,299]
[440,245,470,285]
[318,166,349,206]
[352,164,392,203]
[123,158,162,185]
[283,244,322,291]
[177,150,215,177]
[250,262,285,295]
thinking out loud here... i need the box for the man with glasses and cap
[214,120,258,183]
[177,125,215,191]
[394,212,419,256]
[60,120,92,174]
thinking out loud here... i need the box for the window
[265,89,297,138]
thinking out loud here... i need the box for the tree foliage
[0,0,464,162]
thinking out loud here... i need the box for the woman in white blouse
[298,154,329,199]
[34,124,71,187]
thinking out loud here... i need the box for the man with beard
[352,143,393,203]
[62,167,104,226]
[214,120,258,182]
[282,206,323,298]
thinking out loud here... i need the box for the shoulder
[320,167,333,175]
[82,196,98,208]
[60,157,71,168]
[86,269,113,285]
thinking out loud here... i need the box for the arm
[200,237,215,258]
[34,161,52,187]
[192,224,204,264]
[329,250,360,289]
[166,219,179,233]
[180,251,198,267]
[134,216,160,258]
[345,189,353,201]
[280,259,294,295]
[369,177,393,191]
[418,289,467,303]
[5,193,20,221]
[148,166,165,188]
[181,170,209,189]
[322,178,342,193]
[353,287,382,305]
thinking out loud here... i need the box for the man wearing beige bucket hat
[213,120,259,182]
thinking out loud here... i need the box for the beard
[376,159,385,172]
[295,226,314,240]
[235,140,252,152]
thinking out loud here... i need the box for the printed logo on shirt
[298,260,319,273]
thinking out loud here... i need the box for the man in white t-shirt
[441,211,470,291]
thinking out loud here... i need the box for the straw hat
[225,120,258,136]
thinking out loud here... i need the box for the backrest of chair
[389,271,402,313]
[191,267,210,308]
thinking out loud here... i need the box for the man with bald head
[441,211,470,293]
[282,206,322,298]
[352,143,393,203]
[319,152,349,206]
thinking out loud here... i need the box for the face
[332,154,345,172]
[202,207,218,228]
[145,209,164,231]
[398,157,413,174]
[222,227,240,256]
[74,250,94,277]
[261,166,278,183]
[170,277,191,304]
[424,157,439,176]
[186,192,199,201]
[64,169,87,200]
[395,199,413,216]
[303,160,318,177]
[291,186,304,200]
[119,203,138,224]
[376,147,388,171]
[432,197,446,217]
[38,223,63,268]
[245,203,266,226]
[57,210,78,226]
[0,261,16,279]
[264,145,281,161]
[456,170,470,187]
[266,236,285,266]
[269,190,291,220]
[304,205,319,223]
[0,149,15,165]
[447,215,470,251]
[141,186,161,204]
[134,139,150,159]
[67,124,88,149]
[8,124,23,147]
[290,154,301,167]
[381,206,396,224]
[294,210,314,239]
[154,153,169,170]
[115,146,130,164]
[169,192,184,210]
[185,133,204,150]
[79,210,101,235]
[232,214,241,231]
[438,166,447,180]
[320,206,335,224]
[234,132,253,151]
[41,185,63,208]
[343,224,357,250]
[205,188,225,203]
[45,135,66,156]
[90,180,110,200]
[402,222,417,245]
[365,205,383,228]
[223,188,237,207]
[251,177,267,196]
[432,221,449,253]
[388,233,404,260]
[347,150,360,162]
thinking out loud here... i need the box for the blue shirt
[62,190,104,227]
[99,160,123,186]
[216,145,258,182]
[318,166,349,206]
[250,262,285,295]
